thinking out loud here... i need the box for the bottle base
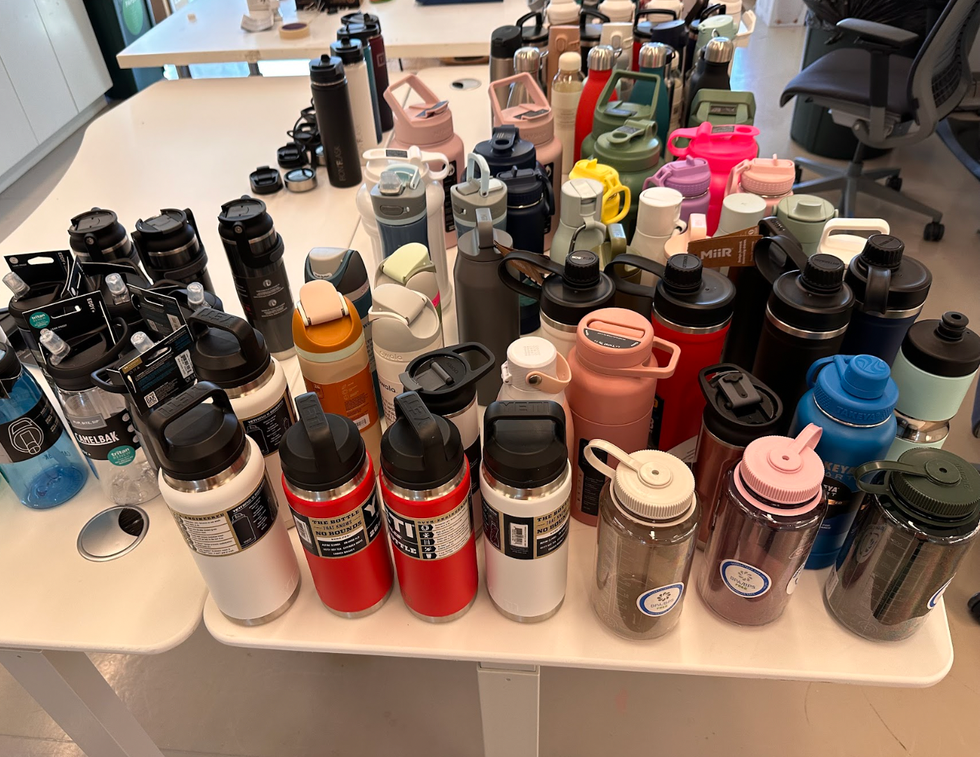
[407,592,477,624]
[323,584,393,619]
[21,465,88,509]
[223,578,301,627]
[492,596,564,623]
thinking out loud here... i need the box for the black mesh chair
[780,0,980,241]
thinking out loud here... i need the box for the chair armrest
[837,18,918,49]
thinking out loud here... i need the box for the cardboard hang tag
[4,250,83,298]
[119,326,197,417]
[129,286,186,338]
[23,291,116,363]
[684,227,762,269]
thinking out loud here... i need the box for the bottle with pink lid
[567,307,680,525]
[725,155,795,215]
[698,424,826,626]
[384,75,466,250]
[647,156,710,225]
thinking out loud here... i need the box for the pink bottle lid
[575,307,654,371]
[384,74,456,148]
[667,122,760,162]
[737,424,824,510]
[492,72,555,146]
[648,156,710,197]
[740,155,795,197]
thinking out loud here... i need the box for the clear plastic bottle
[551,52,584,180]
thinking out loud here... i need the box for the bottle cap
[186,282,206,308]
[188,308,272,388]
[638,42,671,69]
[369,285,440,352]
[574,307,655,371]
[769,254,853,333]
[400,343,495,416]
[3,272,29,297]
[491,25,522,58]
[381,391,464,488]
[652,254,735,328]
[304,248,368,294]
[68,207,133,263]
[636,186,683,237]
[650,156,710,198]
[514,46,541,75]
[558,51,581,71]
[329,37,365,66]
[777,194,836,223]
[703,36,734,64]
[45,320,132,392]
[584,441,694,521]
[501,337,560,391]
[309,55,345,85]
[594,119,660,174]
[559,178,604,226]
[587,45,616,71]
[845,235,932,312]
[738,155,795,197]
[899,311,980,378]
[700,365,783,447]
[483,400,567,488]
[739,424,824,506]
[497,166,545,206]
[386,74,456,147]
[292,280,361,355]
[809,355,899,426]
[281,393,367,491]
[133,208,199,259]
[716,193,766,235]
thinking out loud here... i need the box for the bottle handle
[498,250,565,300]
[789,423,822,457]
[490,72,549,121]
[725,159,750,198]
[465,153,493,198]
[187,307,266,366]
[383,74,442,123]
[485,399,567,452]
[863,263,893,316]
[805,355,841,389]
[648,336,681,378]
[393,391,449,465]
[604,184,630,224]
[604,253,661,308]
[527,351,572,394]
[607,223,627,259]
[699,3,726,22]
[146,381,234,459]
[817,217,890,251]
[579,8,611,34]
[634,8,679,25]
[853,459,930,495]
[570,218,607,251]
[583,438,638,482]
[295,391,335,458]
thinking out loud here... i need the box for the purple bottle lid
[648,156,711,198]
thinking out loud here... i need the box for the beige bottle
[292,280,382,464]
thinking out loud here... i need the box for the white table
[205,66,956,757]
[117,0,529,71]
[0,75,364,757]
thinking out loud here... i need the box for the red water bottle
[574,45,616,162]
[281,393,394,617]
[380,391,478,622]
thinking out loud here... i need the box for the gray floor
[1,21,979,757]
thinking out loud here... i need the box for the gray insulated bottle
[455,207,520,403]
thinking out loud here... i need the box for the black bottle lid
[900,311,980,378]
[497,166,544,205]
[133,208,199,253]
[46,320,131,392]
[330,37,365,66]
[846,234,932,312]
[516,11,548,45]
[381,392,463,489]
[501,250,615,327]
[276,143,309,169]
[304,247,368,292]
[217,196,283,263]
[769,254,854,332]
[491,25,522,58]
[474,126,537,173]
[400,343,495,416]
[68,208,133,262]
[147,382,246,481]
[250,166,283,195]
[483,400,567,488]
[187,308,271,388]
[340,11,381,36]
[310,55,345,85]
[281,393,366,491]
[699,364,783,447]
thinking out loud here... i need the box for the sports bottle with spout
[699,424,825,626]
[369,285,443,425]
[580,69,662,161]
[482,400,571,622]
[551,52,584,178]
[472,125,541,178]
[329,38,380,162]
[371,167,428,258]
[292,280,382,465]
[401,343,495,535]
[724,155,795,215]
[374,243,442,318]
[790,354,898,570]
[632,43,675,154]
[587,441,699,639]
[498,249,616,358]
[574,45,616,162]
[384,74,465,249]
[684,36,733,126]
[280,393,394,617]
[455,209,520,403]
[826,449,980,642]
[626,187,684,270]
[451,153,507,237]
[667,122,760,234]
[550,178,612,266]
[775,194,837,257]
[752,254,855,421]
[150,382,300,625]
[380,392,478,622]
[887,312,980,459]
[567,307,680,525]
[188,308,296,512]
[840,235,932,365]
[568,159,631,228]
[694,365,783,547]
[310,55,362,188]
[592,118,664,239]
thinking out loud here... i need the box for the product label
[129,287,185,337]
[708,104,739,117]
[483,494,570,560]
[241,392,295,456]
[577,438,607,517]
[290,490,383,559]
[443,160,457,233]
[720,559,771,597]
[686,228,762,269]
[856,523,886,564]
[120,327,197,417]
[378,374,400,425]
[304,363,377,432]
[818,471,863,549]
[787,564,804,595]
[551,90,579,131]
[170,477,278,557]
[68,409,139,463]
[464,437,482,506]
[235,266,291,324]
[384,495,472,561]
[927,577,954,610]
[0,395,64,464]
[648,394,665,449]
[636,582,684,617]
[583,327,639,350]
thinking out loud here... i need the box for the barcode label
[144,390,159,408]
[168,314,182,331]
[292,516,311,544]
[176,349,194,378]
[352,413,369,430]
[510,523,528,548]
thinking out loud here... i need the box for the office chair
[780,0,980,241]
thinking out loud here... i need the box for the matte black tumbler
[310,55,362,188]
[216,196,295,358]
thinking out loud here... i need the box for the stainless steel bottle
[132,208,214,293]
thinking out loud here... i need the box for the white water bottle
[551,52,584,181]
[330,38,380,162]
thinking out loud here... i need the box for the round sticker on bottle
[927,577,954,610]
[28,311,50,329]
[636,583,684,617]
[720,559,771,597]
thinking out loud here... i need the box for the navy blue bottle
[790,354,898,569]
[0,345,88,508]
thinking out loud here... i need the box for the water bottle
[380,392,479,622]
[631,43,674,154]
[699,424,826,626]
[374,243,442,319]
[775,194,837,257]
[338,12,392,131]
[578,9,612,74]
[150,382,300,625]
[592,118,664,238]
[481,400,571,622]
[472,125,540,177]
[627,186,684,268]
[280,393,394,617]
[888,312,980,459]
[0,345,87,508]
[550,178,609,267]
[132,208,214,293]
[497,165,554,256]
[567,307,680,524]
[371,168,429,259]
[684,37,733,126]
[68,207,141,269]
[790,355,899,569]
[580,69,662,160]
[840,235,932,365]
[451,153,507,238]
[551,52,584,178]
[328,38,380,162]
[574,45,615,162]
[490,25,522,100]
[309,55,362,188]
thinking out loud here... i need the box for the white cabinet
[35,0,113,109]
[0,61,39,178]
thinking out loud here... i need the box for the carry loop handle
[383,74,445,124]
[466,153,493,198]
[604,253,663,300]
[755,217,808,284]
[490,72,550,124]
[146,381,232,458]
[583,439,637,482]
[853,459,934,495]
[527,351,572,394]
[187,307,265,367]
[580,8,610,35]
[863,260,893,316]
[498,250,565,300]
[805,355,840,390]
[296,392,335,460]
[699,4,726,23]
[570,218,608,250]
[485,399,566,455]
[394,391,450,465]
[597,68,660,114]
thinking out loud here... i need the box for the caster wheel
[924,221,945,241]
[885,175,903,191]
[794,165,803,184]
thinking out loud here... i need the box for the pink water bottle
[667,122,759,235]
[724,155,795,215]
[385,75,466,250]
[567,307,680,525]
[646,156,711,225]
[490,72,563,250]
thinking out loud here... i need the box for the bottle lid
[703,36,734,63]
[497,166,545,206]
[491,25,522,58]
[588,45,616,71]
[292,280,362,355]
[700,364,783,447]
[900,311,980,378]
[514,46,541,75]
[769,254,854,333]
[739,155,795,196]
[739,424,824,506]
[68,207,133,262]
[845,234,932,312]
[369,285,441,350]
[304,247,368,292]
[309,54,345,85]
[777,194,836,223]
[651,156,710,197]
[476,125,537,171]
[281,392,366,491]
[559,178,604,226]
[575,307,654,370]
[217,196,282,264]
[148,382,247,481]
[249,166,283,195]
[483,400,567,488]
[636,186,683,237]
[187,308,272,388]
[716,192,767,235]
[543,249,617,325]
[638,41,671,69]
[400,343,495,416]
[381,391,464,489]
[585,441,695,521]
[809,355,899,426]
[387,74,456,147]
[501,336,561,392]
[517,11,548,45]
[133,208,199,255]
[329,37,365,66]
[45,321,132,392]
[558,51,581,72]
[594,119,660,173]
[654,254,735,328]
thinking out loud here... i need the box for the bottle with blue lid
[790,354,898,569]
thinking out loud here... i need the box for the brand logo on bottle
[928,577,954,610]
[28,312,50,329]
[636,583,684,616]
[108,446,137,466]
[720,559,771,597]
[9,417,45,455]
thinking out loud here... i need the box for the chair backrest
[908,0,980,128]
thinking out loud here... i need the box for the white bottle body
[551,87,583,180]
[424,179,452,306]
[373,331,444,424]
[346,60,381,163]
[537,315,579,360]
[160,437,300,624]
[355,185,384,271]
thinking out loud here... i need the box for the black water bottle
[310,55,362,188]
[132,208,214,293]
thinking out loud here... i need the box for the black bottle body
[311,76,363,188]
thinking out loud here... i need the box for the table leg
[476,662,540,757]
[0,648,164,757]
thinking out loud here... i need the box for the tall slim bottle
[574,45,616,162]
[330,38,381,163]
[552,52,584,180]
[310,55,362,188]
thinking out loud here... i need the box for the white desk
[205,66,955,757]
[117,0,529,71]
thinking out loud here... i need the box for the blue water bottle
[790,354,898,569]
[0,346,88,508]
